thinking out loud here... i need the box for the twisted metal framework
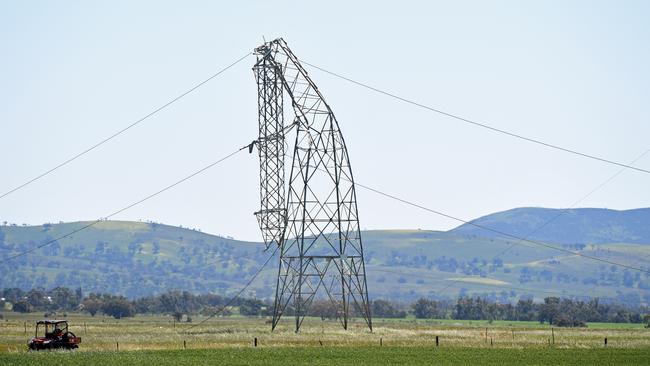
[253,50,286,248]
[252,38,372,332]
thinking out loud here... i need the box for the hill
[0,221,266,298]
[1,210,649,306]
[451,207,650,245]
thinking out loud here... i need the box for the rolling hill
[451,207,650,245]
[1,207,649,306]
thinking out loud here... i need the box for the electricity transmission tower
[252,38,372,332]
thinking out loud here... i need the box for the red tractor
[28,320,81,350]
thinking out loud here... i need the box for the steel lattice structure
[252,38,372,332]
[253,47,286,248]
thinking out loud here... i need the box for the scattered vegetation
[2,220,650,305]
[2,287,648,326]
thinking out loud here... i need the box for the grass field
[3,347,650,366]
[1,313,649,365]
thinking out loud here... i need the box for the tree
[2,288,24,303]
[50,287,78,311]
[82,296,103,316]
[25,288,49,309]
[413,298,445,319]
[133,295,159,314]
[13,300,33,313]
[157,290,200,315]
[372,300,406,318]
[239,299,265,316]
[554,315,586,327]
[539,297,560,324]
[515,299,536,321]
[159,290,182,314]
[101,296,135,319]
[307,300,339,320]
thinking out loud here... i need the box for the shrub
[554,316,586,327]
[13,300,33,313]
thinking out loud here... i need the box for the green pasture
[1,347,650,366]
[1,313,648,365]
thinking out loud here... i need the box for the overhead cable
[0,144,249,263]
[0,52,252,201]
[354,181,650,275]
[302,60,650,175]
[434,148,650,295]
[184,244,279,332]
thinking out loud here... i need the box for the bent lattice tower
[251,38,372,332]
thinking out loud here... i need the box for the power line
[302,60,650,176]
[304,162,639,296]
[491,148,650,260]
[184,244,279,332]
[434,148,650,296]
[0,144,249,263]
[308,156,650,282]
[299,57,650,292]
[0,52,252,201]
[354,181,650,275]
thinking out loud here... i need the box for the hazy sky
[1,1,649,241]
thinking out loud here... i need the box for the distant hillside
[0,221,268,298]
[451,207,650,245]
[1,210,649,306]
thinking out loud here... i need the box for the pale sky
[1,0,649,241]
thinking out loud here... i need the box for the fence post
[24,322,27,335]
[485,327,488,343]
[380,337,383,347]
[184,340,187,349]
[84,322,87,335]
[551,327,555,345]
[254,337,258,347]
[604,337,607,347]
[116,342,119,351]
[435,336,439,347]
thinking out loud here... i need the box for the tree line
[1,287,648,327]
[413,297,650,326]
